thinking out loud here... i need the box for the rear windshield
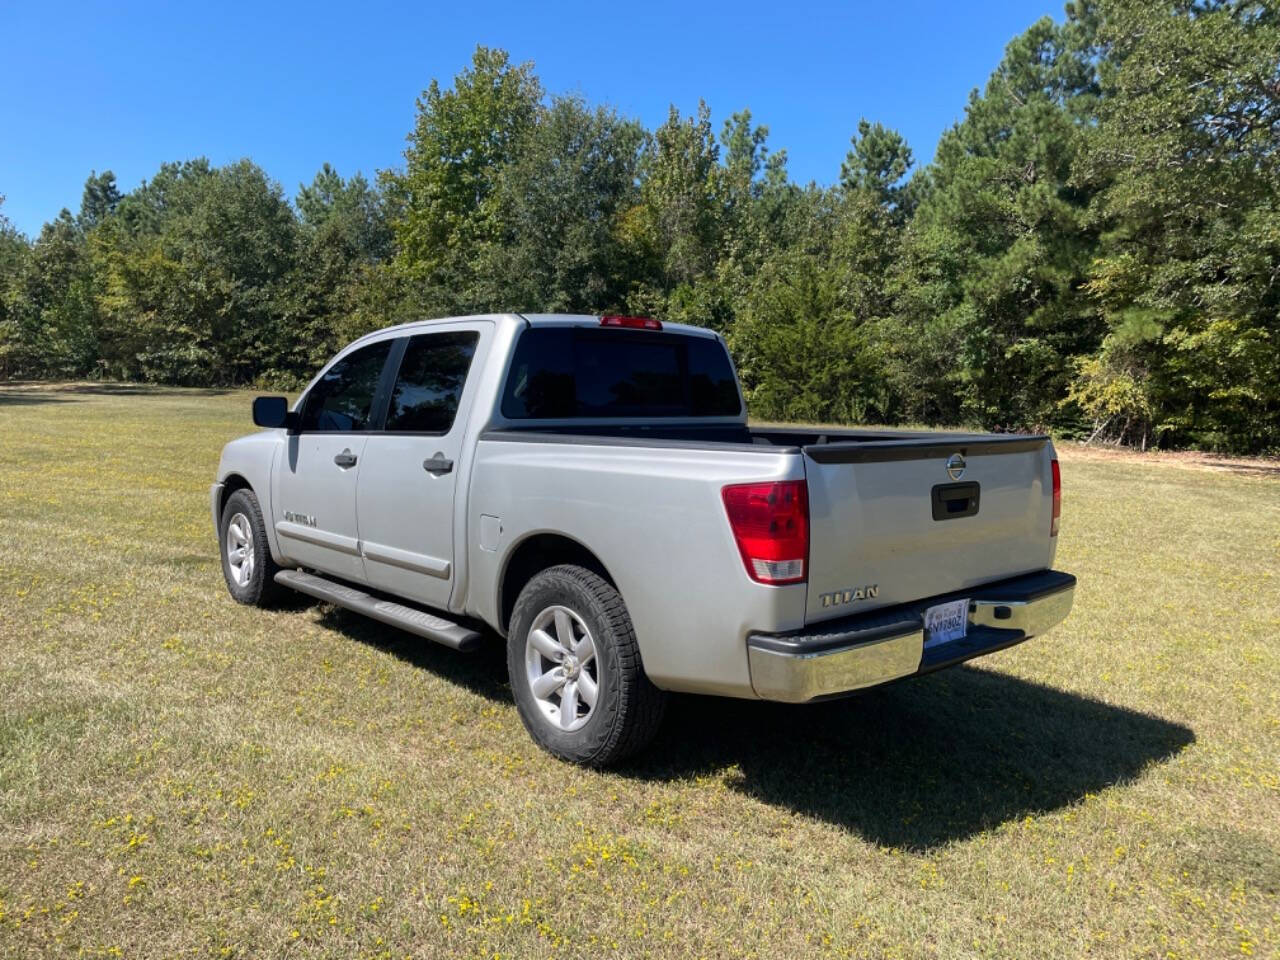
[501,327,742,419]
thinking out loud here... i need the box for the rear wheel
[508,564,666,766]
[219,488,283,606]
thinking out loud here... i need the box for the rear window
[501,328,741,419]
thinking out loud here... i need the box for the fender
[215,430,287,565]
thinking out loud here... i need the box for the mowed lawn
[1,384,1277,960]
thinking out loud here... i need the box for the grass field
[1,383,1277,960]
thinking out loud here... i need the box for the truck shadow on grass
[314,606,514,703]
[630,668,1195,851]
[314,607,1193,851]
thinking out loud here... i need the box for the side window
[384,331,480,433]
[299,340,393,432]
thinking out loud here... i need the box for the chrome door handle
[423,453,454,475]
[333,449,358,468]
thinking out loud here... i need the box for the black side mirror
[252,396,293,430]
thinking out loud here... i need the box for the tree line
[1,0,1277,452]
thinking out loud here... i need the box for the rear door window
[384,331,481,433]
[501,328,741,419]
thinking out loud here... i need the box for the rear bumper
[747,570,1076,703]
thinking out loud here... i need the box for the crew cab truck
[213,313,1075,765]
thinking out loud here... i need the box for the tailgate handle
[931,482,980,521]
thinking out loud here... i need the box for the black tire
[219,488,284,607]
[507,564,666,766]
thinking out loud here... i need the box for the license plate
[924,598,969,647]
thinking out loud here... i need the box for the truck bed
[484,423,1046,456]
[481,423,1057,624]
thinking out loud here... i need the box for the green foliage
[0,195,32,378]
[636,102,723,295]
[9,210,99,377]
[841,119,918,220]
[91,159,299,384]
[731,249,885,423]
[384,46,543,314]
[288,163,394,371]
[1077,0,1280,452]
[478,96,645,313]
[78,170,121,230]
[3,19,1278,451]
[889,15,1103,432]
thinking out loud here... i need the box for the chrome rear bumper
[747,570,1076,703]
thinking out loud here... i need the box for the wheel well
[219,474,252,521]
[499,534,614,633]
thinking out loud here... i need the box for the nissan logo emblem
[946,453,966,480]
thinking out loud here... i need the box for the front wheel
[507,565,666,766]
[219,488,283,606]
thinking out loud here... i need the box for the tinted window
[687,337,746,416]
[501,328,741,419]
[385,331,480,433]
[299,340,392,432]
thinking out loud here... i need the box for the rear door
[803,436,1056,624]
[272,339,394,583]
[356,323,487,610]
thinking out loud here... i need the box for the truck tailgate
[803,435,1055,625]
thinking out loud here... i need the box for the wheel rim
[524,605,599,733]
[225,512,255,588]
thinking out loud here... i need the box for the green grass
[1,382,1277,959]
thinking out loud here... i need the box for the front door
[356,325,486,610]
[272,339,394,583]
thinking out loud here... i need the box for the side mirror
[252,396,294,430]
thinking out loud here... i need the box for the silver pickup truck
[212,313,1075,765]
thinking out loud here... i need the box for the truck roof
[350,313,722,348]
[519,314,720,339]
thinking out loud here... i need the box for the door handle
[333,449,358,468]
[423,453,454,475]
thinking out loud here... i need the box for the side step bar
[274,570,483,652]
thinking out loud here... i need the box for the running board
[274,570,482,652]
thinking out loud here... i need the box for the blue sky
[1,0,1061,238]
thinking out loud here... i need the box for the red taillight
[721,481,809,585]
[600,315,662,330]
[1050,458,1061,537]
